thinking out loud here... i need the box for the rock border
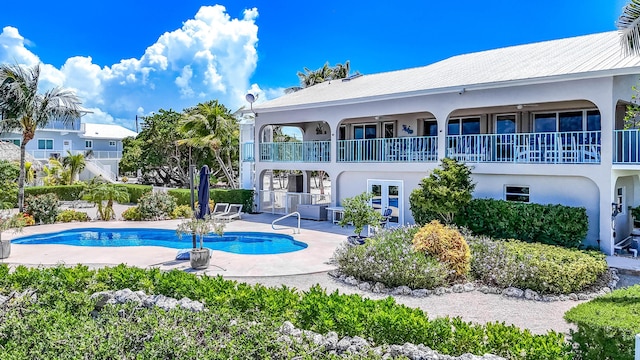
[328,268,619,302]
[277,321,505,360]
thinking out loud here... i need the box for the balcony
[337,136,437,162]
[39,120,83,132]
[445,131,601,164]
[242,142,254,162]
[29,150,123,160]
[259,141,330,162]
[614,130,640,164]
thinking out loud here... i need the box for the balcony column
[431,111,450,161]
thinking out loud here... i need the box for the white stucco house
[240,31,640,255]
[0,119,137,182]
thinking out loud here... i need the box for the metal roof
[256,31,640,111]
[81,123,137,140]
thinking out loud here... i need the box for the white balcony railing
[259,141,330,162]
[337,136,438,163]
[242,142,254,162]
[614,129,640,164]
[28,150,122,160]
[446,131,601,164]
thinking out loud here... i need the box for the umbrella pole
[189,164,196,249]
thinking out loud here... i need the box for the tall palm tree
[285,61,356,93]
[178,100,240,189]
[618,0,640,56]
[62,151,86,185]
[0,63,81,211]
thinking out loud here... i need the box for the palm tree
[82,182,129,220]
[618,1,640,56]
[0,63,81,211]
[62,151,86,184]
[178,100,239,189]
[285,61,356,93]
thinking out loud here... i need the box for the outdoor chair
[214,204,243,223]
[211,203,230,217]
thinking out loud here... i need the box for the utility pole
[135,115,139,133]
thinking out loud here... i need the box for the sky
[0,0,629,131]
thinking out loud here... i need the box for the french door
[367,179,403,226]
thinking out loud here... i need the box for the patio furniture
[214,204,243,222]
[211,203,230,217]
[614,235,638,257]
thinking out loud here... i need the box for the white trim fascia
[255,67,640,114]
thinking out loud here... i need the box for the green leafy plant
[121,206,142,221]
[171,204,194,219]
[334,226,449,289]
[82,182,130,220]
[468,235,607,294]
[455,198,588,248]
[24,193,59,224]
[137,191,177,221]
[409,158,475,224]
[176,215,224,249]
[565,285,640,360]
[0,212,26,241]
[0,160,20,208]
[114,184,152,203]
[338,192,383,238]
[24,184,87,201]
[56,209,89,222]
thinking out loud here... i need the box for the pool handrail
[272,212,301,234]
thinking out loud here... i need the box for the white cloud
[0,5,260,129]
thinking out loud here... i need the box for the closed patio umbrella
[197,165,210,220]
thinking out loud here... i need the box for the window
[533,109,601,132]
[422,119,438,136]
[85,140,93,149]
[447,117,480,135]
[617,187,625,215]
[505,185,530,202]
[496,114,516,134]
[8,139,20,146]
[37,139,53,150]
[354,124,376,139]
[109,141,116,147]
[383,122,395,138]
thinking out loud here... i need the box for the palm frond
[617,0,640,56]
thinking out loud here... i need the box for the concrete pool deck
[1,213,354,277]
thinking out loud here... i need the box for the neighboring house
[0,120,137,182]
[241,31,640,255]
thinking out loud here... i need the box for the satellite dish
[245,93,255,104]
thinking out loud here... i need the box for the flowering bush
[413,220,471,278]
[171,205,193,219]
[468,235,607,294]
[137,191,177,220]
[25,193,59,224]
[121,206,141,221]
[334,226,450,289]
[16,213,35,226]
[56,209,89,223]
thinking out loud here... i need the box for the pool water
[12,228,308,255]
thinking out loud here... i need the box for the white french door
[367,179,403,226]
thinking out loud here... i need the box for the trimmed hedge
[168,188,253,213]
[565,285,640,360]
[0,264,572,359]
[114,184,152,203]
[455,198,588,248]
[24,185,86,201]
[468,235,608,294]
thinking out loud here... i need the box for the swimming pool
[12,228,308,255]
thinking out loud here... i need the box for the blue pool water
[12,228,308,255]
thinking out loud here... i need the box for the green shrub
[114,184,152,203]
[137,192,177,220]
[455,198,588,248]
[468,235,608,294]
[168,188,253,213]
[0,264,572,360]
[24,185,86,201]
[0,180,18,209]
[565,285,640,360]
[24,193,59,224]
[413,220,470,278]
[171,204,193,219]
[56,209,89,222]
[334,226,450,289]
[410,158,475,224]
[121,206,142,221]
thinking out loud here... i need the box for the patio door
[367,179,403,226]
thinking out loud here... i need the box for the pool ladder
[272,212,301,234]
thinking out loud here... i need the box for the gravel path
[225,272,584,336]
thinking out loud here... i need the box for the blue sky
[0,0,628,130]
